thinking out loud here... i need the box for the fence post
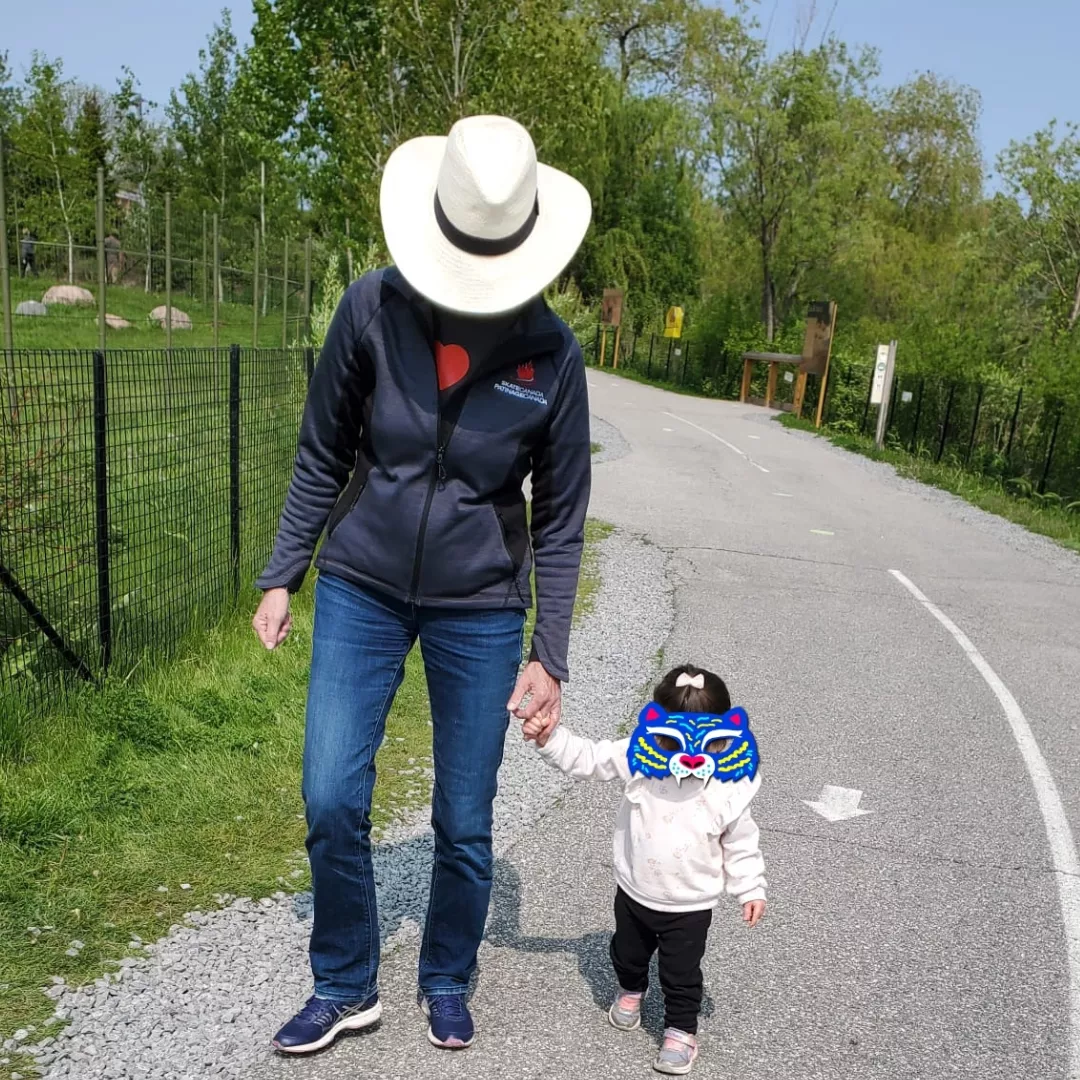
[936,382,956,463]
[909,377,925,453]
[92,348,112,673]
[229,343,241,597]
[281,236,289,349]
[164,191,173,354]
[304,235,312,344]
[1038,405,1062,495]
[212,214,220,351]
[202,210,208,307]
[252,223,260,348]
[1005,387,1023,459]
[965,384,984,463]
[305,345,315,386]
[0,133,12,354]
[96,169,107,353]
[647,334,655,378]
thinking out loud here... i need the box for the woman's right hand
[253,587,292,650]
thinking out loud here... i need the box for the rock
[96,313,133,330]
[43,285,95,306]
[15,300,47,317]
[148,305,192,330]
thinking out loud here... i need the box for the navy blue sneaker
[272,993,381,1053]
[420,994,475,1049]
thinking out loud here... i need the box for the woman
[252,115,593,1054]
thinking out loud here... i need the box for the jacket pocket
[326,474,367,539]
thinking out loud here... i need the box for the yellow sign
[663,306,684,339]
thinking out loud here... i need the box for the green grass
[8,275,302,351]
[0,517,612,1055]
[777,413,1080,555]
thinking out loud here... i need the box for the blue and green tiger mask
[627,702,759,785]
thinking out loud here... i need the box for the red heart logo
[435,342,470,390]
[680,755,706,771]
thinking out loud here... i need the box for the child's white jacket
[538,725,766,913]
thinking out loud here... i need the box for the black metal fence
[589,329,1079,504]
[1,346,309,717]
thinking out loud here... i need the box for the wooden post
[765,361,778,407]
[252,224,260,348]
[814,302,838,428]
[202,210,208,307]
[740,357,753,402]
[0,134,13,355]
[793,370,808,416]
[212,213,220,351]
[281,236,289,348]
[599,324,608,367]
[304,235,312,344]
[612,322,622,370]
[164,192,173,353]
[96,169,107,354]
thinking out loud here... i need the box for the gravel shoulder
[16,479,672,1080]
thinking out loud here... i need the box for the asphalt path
[263,370,1080,1080]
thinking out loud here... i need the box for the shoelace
[429,995,466,1020]
[296,995,350,1026]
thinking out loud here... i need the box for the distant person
[19,229,35,277]
[525,665,768,1076]
[253,115,593,1055]
[104,233,122,284]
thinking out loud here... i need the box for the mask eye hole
[646,726,686,752]
[702,730,734,754]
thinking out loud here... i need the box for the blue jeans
[303,573,525,1001]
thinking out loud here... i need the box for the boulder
[43,284,95,306]
[15,300,48,317]
[148,305,193,331]
[96,314,133,330]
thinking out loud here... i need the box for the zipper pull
[436,445,447,489]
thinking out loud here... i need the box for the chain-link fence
[2,142,314,351]
[1,345,310,718]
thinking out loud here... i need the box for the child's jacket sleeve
[536,725,632,782]
[721,808,767,904]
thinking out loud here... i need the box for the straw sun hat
[379,115,592,316]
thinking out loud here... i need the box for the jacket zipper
[408,406,462,603]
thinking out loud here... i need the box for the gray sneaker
[654,1028,698,1075]
[607,987,644,1031]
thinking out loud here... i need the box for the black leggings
[609,888,712,1034]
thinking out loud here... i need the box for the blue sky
[5,0,1078,182]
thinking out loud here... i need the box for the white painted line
[774,492,794,498]
[810,529,833,536]
[804,785,871,822]
[665,411,771,473]
[889,568,1080,1077]
[747,435,761,440]
[662,427,674,432]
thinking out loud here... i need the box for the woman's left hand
[508,661,561,744]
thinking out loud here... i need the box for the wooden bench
[739,302,837,427]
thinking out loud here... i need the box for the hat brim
[380,136,592,316]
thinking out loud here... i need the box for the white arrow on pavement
[804,785,872,822]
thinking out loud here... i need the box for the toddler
[524,664,766,1075]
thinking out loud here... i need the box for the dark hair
[653,664,731,715]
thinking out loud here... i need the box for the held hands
[742,899,766,928]
[509,661,561,747]
[252,587,292,650]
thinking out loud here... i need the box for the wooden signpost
[600,288,623,368]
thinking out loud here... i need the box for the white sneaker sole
[608,1003,642,1031]
[653,1049,697,1075]
[419,996,475,1049]
[272,1000,383,1054]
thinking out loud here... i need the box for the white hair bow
[675,672,705,689]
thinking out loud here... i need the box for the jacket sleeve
[536,725,631,782]
[528,340,591,682]
[721,809,767,904]
[255,284,372,592]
